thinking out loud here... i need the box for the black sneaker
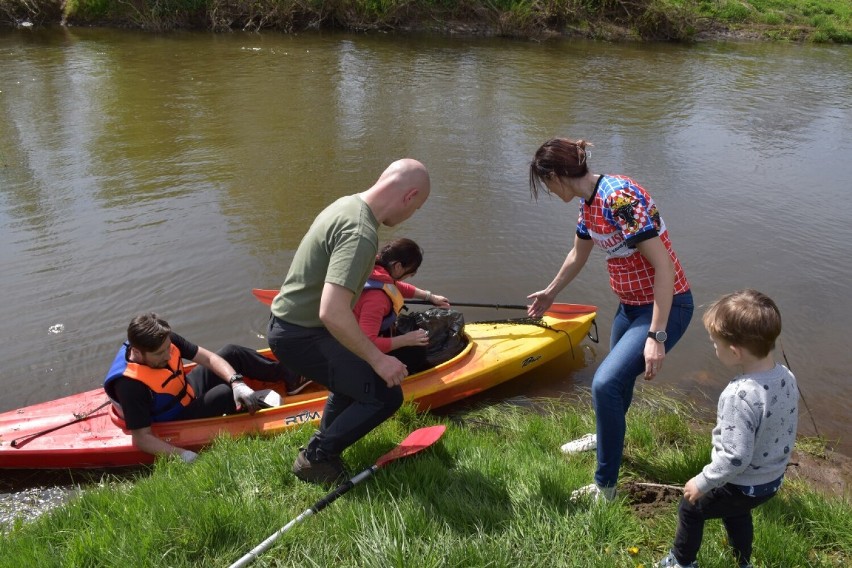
[292,449,346,485]
[286,376,314,396]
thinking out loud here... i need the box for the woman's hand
[429,293,450,308]
[643,337,666,380]
[527,290,555,318]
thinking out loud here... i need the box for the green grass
[1,395,849,567]
[700,0,851,41]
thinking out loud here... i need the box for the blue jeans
[592,291,694,488]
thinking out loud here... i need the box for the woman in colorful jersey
[353,238,450,374]
[527,137,694,502]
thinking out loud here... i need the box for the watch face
[649,330,667,342]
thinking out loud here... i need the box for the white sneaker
[570,482,616,503]
[561,433,597,454]
[658,551,698,567]
[286,376,314,396]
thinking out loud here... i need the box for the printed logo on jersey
[576,175,689,305]
[611,193,642,232]
[578,177,665,260]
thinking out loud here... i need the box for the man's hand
[232,381,260,414]
[180,449,199,463]
[373,353,408,388]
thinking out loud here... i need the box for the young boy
[659,289,799,568]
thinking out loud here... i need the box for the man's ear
[402,187,419,204]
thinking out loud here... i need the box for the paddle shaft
[250,288,595,316]
[229,466,378,568]
[408,299,598,316]
[406,299,540,310]
[10,400,111,448]
[229,425,446,568]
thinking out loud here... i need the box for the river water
[1,28,850,455]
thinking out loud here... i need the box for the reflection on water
[1,29,850,455]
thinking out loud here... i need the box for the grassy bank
[0,0,850,42]
[1,394,849,567]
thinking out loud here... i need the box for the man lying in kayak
[103,312,300,463]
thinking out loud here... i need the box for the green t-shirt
[271,195,379,327]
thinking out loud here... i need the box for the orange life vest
[103,342,196,422]
[363,279,405,333]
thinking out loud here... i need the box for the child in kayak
[353,237,450,374]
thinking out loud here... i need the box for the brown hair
[702,289,782,358]
[376,238,424,277]
[127,312,171,353]
[529,137,594,200]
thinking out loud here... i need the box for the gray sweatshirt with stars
[693,364,799,494]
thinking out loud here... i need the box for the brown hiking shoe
[292,449,346,485]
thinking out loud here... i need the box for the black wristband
[228,373,244,385]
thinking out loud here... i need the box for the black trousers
[182,344,290,420]
[267,316,403,460]
[673,483,776,566]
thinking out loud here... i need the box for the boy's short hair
[702,289,782,358]
[127,312,171,353]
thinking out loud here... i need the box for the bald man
[268,159,431,484]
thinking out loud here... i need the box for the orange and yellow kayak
[0,305,596,469]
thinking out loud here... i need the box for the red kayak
[0,304,596,469]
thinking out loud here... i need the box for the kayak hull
[0,307,595,469]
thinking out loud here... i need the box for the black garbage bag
[394,308,468,368]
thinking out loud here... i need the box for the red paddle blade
[376,425,446,468]
[544,303,598,317]
[252,288,277,305]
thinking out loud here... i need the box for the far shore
[2,0,850,44]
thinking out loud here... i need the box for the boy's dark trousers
[673,483,776,566]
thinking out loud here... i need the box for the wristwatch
[647,330,668,343]
[228,373,244,386]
